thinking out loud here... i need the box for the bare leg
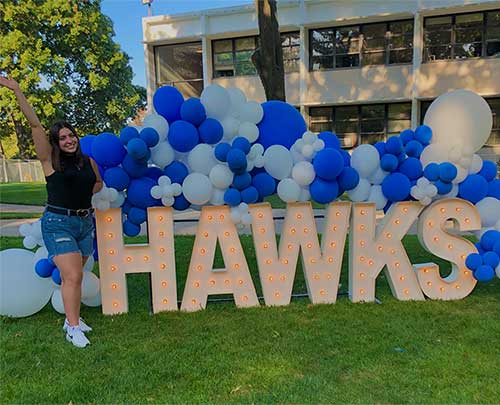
[53,252,83,327]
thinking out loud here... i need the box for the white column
[299,0,308,117]
[201,15,211,88]
[143,43,156,112]
[410,10,423,129]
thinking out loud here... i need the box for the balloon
[227,149,248,174]
[398,158,423,180]
[35,259,55,278]
[368,185,388,210]
[81,272,100,300]
[374,141,386,157]
[127,177,158,209]
[198,118,224,144]
[188,144,217,175]
[128,207,147,225]
[380,154,399,172]
[238,101,264,124]
[224,188,242,206]
[232,137,251,154]
[209,164,234,189]
[182,173,213,205]
[419,143,449,167]
[164,161,189,184]
[347,178,371,202]
[214,142,231,162]
[277,179,301,202]
[180,98,206,126]
[119,127,139,146]
[263,145,293,180]
[140,127,159,148]
[423,163,440,181]
[200,84,231,120]
[210,188,226,206]
[241,186,259,204]
[80,135,96,157]
[310,178,339,204]
[104,167,130,191]
[385,136,404,155]
[91,133,126,167]
[123,220,141,237]
[313,148,344,181]
[227,87,247,116]
[150,141,175,169]
[480,230,500,251]
[173,194,190,211]
[488,179,500,199]
[414,125,432,145]
[33,246,49,265]
[382,173,411,202]
[168,120,199,153]
[51,289,65,314]
[338,167,360,191]
[350,144,380,179]
[221,116,240,140]
[483,251,500,268]
[318,131,340,150]
[121,154,148,179]
[232,172,252,190]
[405,140,424,158]
[367,167,388,185]
[399,129,415,145]
[143,113,169,140]
[465,253,483,270]
[474,265,495,282]
[435,180,453,195]
[0,249,54,317]
[424,90,492,153]
[458,174,488,204]
[51,268,61,285]
[153,85,184,123]
[439,162,457,182]
[83,256,95,273]
[469,154,483,174]
[252,172,276,198]
[475,197,500,228]
[23,235,37,249]
[292,161,315,186]
[479,160,497,181]
[257,101,306,149]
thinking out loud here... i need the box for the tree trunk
[252,0,285,101]
[12,118,33,159]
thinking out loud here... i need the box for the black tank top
[45,155,96,209]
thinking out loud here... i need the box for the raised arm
[0,77,52,163]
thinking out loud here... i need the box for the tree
[0,0,146,158]
[252,0,285,101]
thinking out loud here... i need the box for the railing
[0,158,44,183]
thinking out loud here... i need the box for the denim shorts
[41,210,94,260]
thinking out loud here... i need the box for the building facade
[142,0,500,159]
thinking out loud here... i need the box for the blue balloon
[399,129,415,145]
[374,141,386,158]
[35,258,55,278]
[338,167,360,191]
[341,150,351,166]
[128,207,147,225]
[180,98,206,126]
[91,132,126,168]
[173,194,190,211]
[103,167,130,191]
[474,265,495,282]
[122,200,133,214]
[439,162,457,183]
[153,85,184,123]
[126,138,148,160]
[475,242,485,255]
[465,253,483,270]
[435,180,453,195]
[399,157,423,180]
[224,188,241,206]
[385,136,403,155]
[164,161,189,184]
[127,177,158,209]
[123,220,141,237]
[488,179,500,199]
[257,101,306,149]
[121,154,148,178]
[119,127,139,146]
[168,120,199,152]
[52,268,61,285]
[396,152,406,163]
[140,127,159,148]
[145,166,164,181]
[227,148,247,174]
[318,131,340,150]
[380,154,399,172]
[479,160,497,182]
[215,142,231,162]
[232,137,251,154]
[483,251,500,268]
[252,172,276,198]
[405,140,423,158]
[313,148,344,181]
[458,174,488,204]
[80,135,96,157]
[232,172,252,190]
[241,186,259,204]
[310,178,339,204]
[423,163,440,181]
[414,125,432,145]
[492,239,500,256]
[198,118,223,144]
[481,230,500,251]
[381,173,411,202]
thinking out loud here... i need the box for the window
[212,32,300,78]
[154,42,203,98]
[423,10,500,61]
[420,98,500,146]
[310,20,413,70]
[309,103,411,148]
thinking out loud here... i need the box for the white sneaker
[63,318,92,333]
[65,325,90,348]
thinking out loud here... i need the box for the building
[142,0,500,159]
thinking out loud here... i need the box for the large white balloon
[368,167,388,185]
[81,272,100,300]
[292,161,315,186]
[143,114,169,141]
[263,145,293,180]
[82,291,102,307]
[424,90,492,153]
[209,164,234,189]
[150,141,175,169]
[277,179,301,203]
[209,188,226,206]
[475,197,500,228]
[200,84,230,120]
[347,178,371,202]
[33,246,49,265]
[188,144,217,175]
[419,143,449,167]
[350,144,380,179]
[0,249,53,317]
[227,87,246,117]
[182,173,213,205]
[51,289,65,314]
[368,185,388,210]
[83,256,95,273]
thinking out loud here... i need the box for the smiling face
[58,127,78,153]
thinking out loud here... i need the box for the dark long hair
[48,121,87,172]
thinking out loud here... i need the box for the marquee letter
[95,207,177,315]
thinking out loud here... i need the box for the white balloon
[33,246,49,265]
[0,249,53,317]
[291,148,305,163]
[209,164,233,189]
[420,143,449,167]
[475,197,500,228]
[238,101,264,124]
[469,154,483,174]
[83,256,95,272]
[158,176,171,187]
[151,185,163,199]
[347,178,371,202]
[23,235,38,249]
[200,84,230,120]
[368,185,388,210]
[221,116,240,141]
[443,183,459,198]
[411,186,424,200]
[143,114,169,141]
[496,264,500,279]
[227,87,246,116]
[19,223,31,237]
[302,144,314,159]
[263,145,293,180]
[303,131,316,145]
[277,178,301,203]
[107,188,118,201]
[81,272,100,300]
[188,144,217,175]
[241,213,253,225]
[424,90,492,153]
[453,165,469,184]
[367,167,388,185]
[230,208,242,223]
[82,291,102,307]
[292,161,315,186]
[209,188,225,206]
[238,122,259,143]
[171,183,182,196]
[51,289,65,314]
[350,144,380,179]
[110,192,125,208]
[313,139,325,151]
[182,173,213,205]
[161,196,175,207]
[299,188,311,202]
[150,141,175,169]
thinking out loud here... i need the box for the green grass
[0,212,42,219]
[0,182,47,206]
[1,234,499,403]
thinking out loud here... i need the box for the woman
[1,77,103,348]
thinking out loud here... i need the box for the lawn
[0,182,47,206]
[1,234,499,404]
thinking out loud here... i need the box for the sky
[101,0,253,88]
